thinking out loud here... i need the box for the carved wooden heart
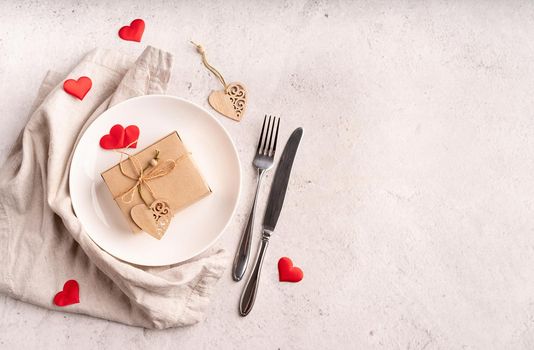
[130,199,173,240]
[208,82,247,121]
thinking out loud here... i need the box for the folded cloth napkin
[0,46,228,329]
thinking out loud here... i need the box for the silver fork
[232,115,280,281]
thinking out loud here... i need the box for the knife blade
[238,127,304,316]
[262,127,303,232]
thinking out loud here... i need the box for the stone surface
[2,0,534,349]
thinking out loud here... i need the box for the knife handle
[239,231,270,316]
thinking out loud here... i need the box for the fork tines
[257,115,280,157]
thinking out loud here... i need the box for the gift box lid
[101,131,212,236]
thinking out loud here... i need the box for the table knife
[239,127,303,316]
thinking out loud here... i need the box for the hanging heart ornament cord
[191,41,248,122]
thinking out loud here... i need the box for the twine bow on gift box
[115,145,190,205]
[113,144,192,239]
[118,149,171,205]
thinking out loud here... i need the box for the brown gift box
[101,131,211,237]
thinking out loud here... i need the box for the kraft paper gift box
[101,131,211,239]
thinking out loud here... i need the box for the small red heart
[100,124,125,149]
[53,280,80,307]
[278,257,304,283]
[63,76,92,100]
[123,125,140,148]
[99,124,140,149]
[118,19,145,42]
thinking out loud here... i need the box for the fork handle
[239,232,269,316]
[232,170,264,281]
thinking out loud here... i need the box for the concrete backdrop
[2,0,534,349]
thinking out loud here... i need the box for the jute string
[113,141,190,206]
[191,41,227,88]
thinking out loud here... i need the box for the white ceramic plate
[70,95,241,266]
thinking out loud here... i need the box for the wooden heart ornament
[131,199,172,239]
[208,82,248,121]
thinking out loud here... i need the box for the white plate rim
[69,94,241,266]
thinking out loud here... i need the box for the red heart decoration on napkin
[99,124,139,149]
[278,257,304,283]
[118,19,145,42]
[53,280,80,307]
[63,76,92,100]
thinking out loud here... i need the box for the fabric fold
[0,46,228,329]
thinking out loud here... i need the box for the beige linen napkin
[0,46,228,329]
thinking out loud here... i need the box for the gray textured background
[2,0,534,349]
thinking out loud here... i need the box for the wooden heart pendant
[131,199,172,240]
[208,82,247,121]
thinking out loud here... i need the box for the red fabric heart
[123,125,140,148]
[99,124,140,149]
[63,76,92,100]
[53,280,80,307]
[118,19,145,42]
[278,257,304,283]
[100,124,125,149]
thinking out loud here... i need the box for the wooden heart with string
[191,42,248,121]
[208,82,247,121]
[131,199,172,240]
[112,146,187,240]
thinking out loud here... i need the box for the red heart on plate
[53,280,80,307]
[63,76,92,100]
[99,124,140,149]
[278,257,304,283]
[118,19,145,42]
[123,125,140,148]
[100,124,125,149]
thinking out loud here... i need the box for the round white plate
[70,95,241,266]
